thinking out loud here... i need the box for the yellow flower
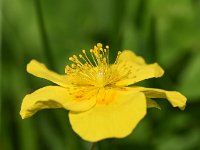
[20,43,187,142]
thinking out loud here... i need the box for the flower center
[65,43,122,87]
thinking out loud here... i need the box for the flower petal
[116,63,164,86]
[20,86,97,119]
[133,87,187,110]
[147,98,161,110]
[117,50,146,65]
[27,60,70,87]
[115,50,164,86]
[69,88,146,142]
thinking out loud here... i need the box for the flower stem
[90,142,97,150]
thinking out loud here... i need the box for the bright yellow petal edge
[20,43,187,142]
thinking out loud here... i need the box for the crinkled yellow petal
[69,88,146,142]
[20,86,97,119]
[147,98,161,110]
[27,60,69,87]
[133,87,187,110]
[115,50,164,86]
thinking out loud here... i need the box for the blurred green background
[1,0,200,150]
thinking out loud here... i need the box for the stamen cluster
[65,43,123,87]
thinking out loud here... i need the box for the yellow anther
[93,49,97,53]
[97,43,103,48]
[82,49,86,53]
[73,55,77,59]
[79,54,83,58]
[65,65,70,70]
[69,57,73,61]
[106,45,109,49]
[71,64,76,68]
[90,49,93,53]
[94,46,98,51]
[77,64,81,67]
[65,65,72,74]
